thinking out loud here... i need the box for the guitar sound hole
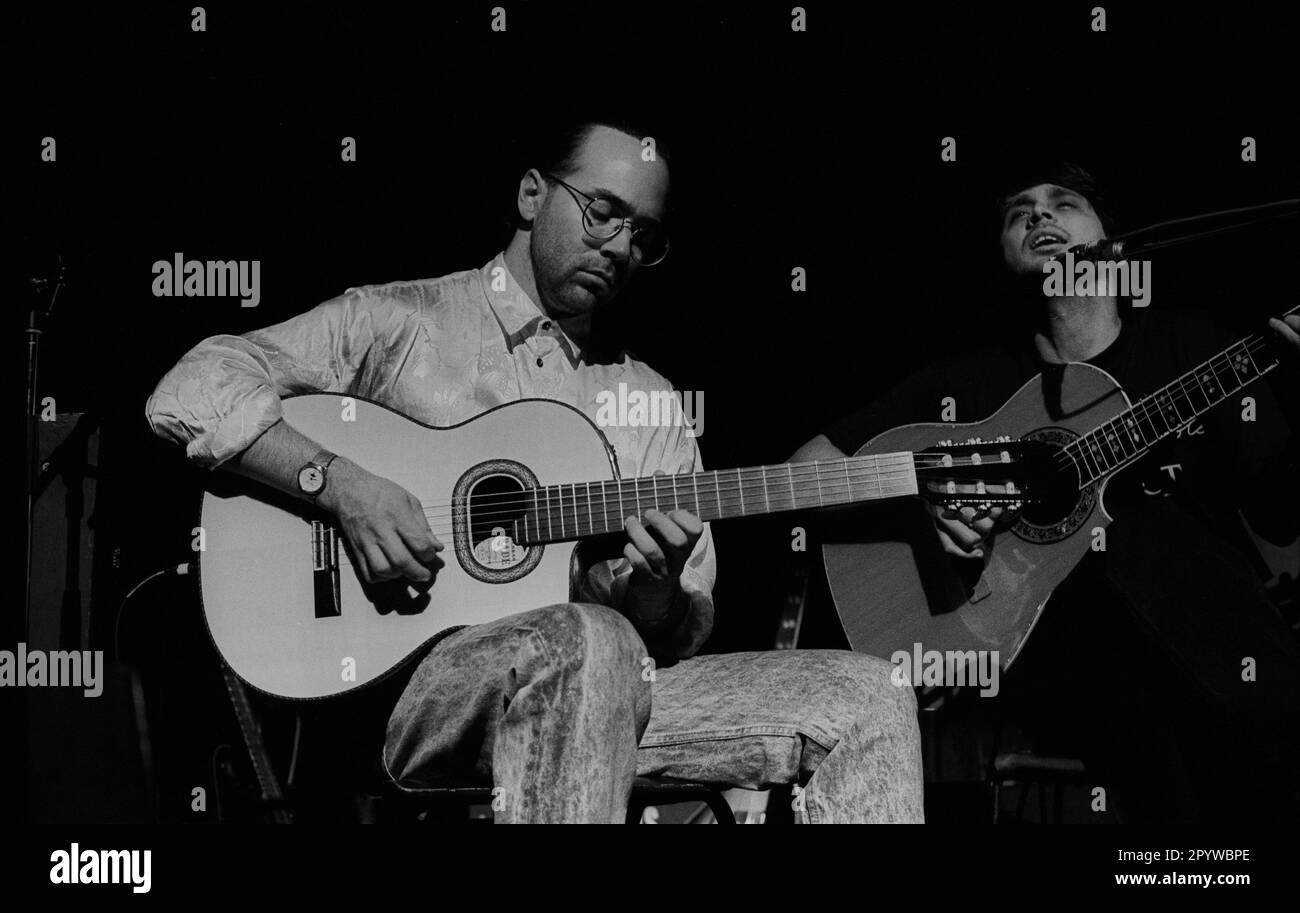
[467,474,530,570]
[1011,428,1097,544]
[1017,456,1083,527]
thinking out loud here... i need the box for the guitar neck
[1066,305,1298,486]
[516,453,918,545]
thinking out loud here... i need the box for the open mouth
[1028,230,1069,251]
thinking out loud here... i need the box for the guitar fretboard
[515,453,918,545]
[1063,306,1296,487]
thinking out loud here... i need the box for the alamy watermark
[594,383,704,438]
[0,643,103,697]
[890,643,1000,697]
[1042,250,1151,307]
[50,844,151,893]
[152,253,260,307]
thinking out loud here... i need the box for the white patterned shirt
[145,252,715,656]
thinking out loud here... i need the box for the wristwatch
[297,449,338,500]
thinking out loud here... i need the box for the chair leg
[767,784,795,824]
[704,793,736,824]
[1013,781,1029,823]
[626,798,647,824]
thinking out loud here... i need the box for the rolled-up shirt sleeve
[578,396,717,660]
[145,288,412,467]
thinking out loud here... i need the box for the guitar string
[1055,332,1276,468]
[410,473,1009,540]
[416,474,927,531]
[326,477,926,549]
[405,456,1003,526]
[416,328,1276,524]
[305,320,1293,540]
[395,454,962,517]
[1051,333,1279,478]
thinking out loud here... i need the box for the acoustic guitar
[825,306,1297,668]
[199,394,1039,699]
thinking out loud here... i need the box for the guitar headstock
[914,436,1053,511]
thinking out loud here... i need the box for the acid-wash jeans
[383,603,924,823]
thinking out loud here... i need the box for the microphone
[1059,238,1126,261]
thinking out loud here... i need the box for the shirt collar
[480,252,584,366]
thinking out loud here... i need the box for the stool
[989,752,1088,824]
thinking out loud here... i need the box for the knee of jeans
[530,602,648,677]
[839,652,919,717]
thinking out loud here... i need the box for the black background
[10,1,1300,824]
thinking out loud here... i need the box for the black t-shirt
[823,307,1299,571]
[822,308,1300,822]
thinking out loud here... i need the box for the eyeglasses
[543,174,670,266]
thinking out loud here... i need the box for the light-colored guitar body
[199,396,618,700]
[824,362,1130,668]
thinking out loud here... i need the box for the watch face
[299,465,325,494]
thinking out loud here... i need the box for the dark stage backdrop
[10,1,1299,820]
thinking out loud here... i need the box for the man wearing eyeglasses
[146,119,924,823]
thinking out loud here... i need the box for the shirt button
[536,357,544,367]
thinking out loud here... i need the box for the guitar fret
[584,482,592,537]
[761,465,770,513]
[600,481,609,533]
[843,460,853,505]
[814,462,824,506]
[692,472,700,516]
[714,472,722,520]
[1211,354,1239,397]
[1197,365,1223,402]
[1224,347,1246,386]
[1075,441,1100,482]
[1121,414,1144,449]
[1102,420,1129,463]
[1085,434,1110,474]
[1161,390,1186,428]
[1147,395,1171,435]
[1181,373,1211,414]
[1092,431,1112,473]
[1135,403,1161,444]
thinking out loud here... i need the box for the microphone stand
[26,259,67,643]
[1057,198,1300,261]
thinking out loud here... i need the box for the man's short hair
[992,159,1119,236]
[530,117,671,179]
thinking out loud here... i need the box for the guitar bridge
[311,520,342,618]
